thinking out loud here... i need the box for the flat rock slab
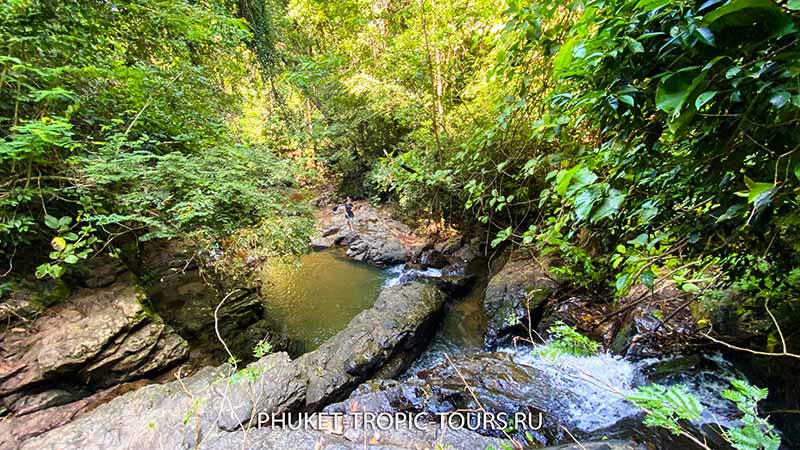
[20,282,446,450]
[312,201,428,267]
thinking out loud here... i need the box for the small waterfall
[509,349,643,432]
[505,348,744,433]
[383,264,443,287]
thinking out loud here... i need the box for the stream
[144,243,790,449]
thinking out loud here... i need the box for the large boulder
[0,279,188,401]
[328,350,733,450]
[483,250,558,348]
[311,201,420,267]
[0,279,188,450]
[327,351,644,447]
[19,282,447,450]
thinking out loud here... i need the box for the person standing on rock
[333,196,356,231]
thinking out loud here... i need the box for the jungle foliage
[2,0,799,351]
[251,0,799,343]
[0,0,313,280]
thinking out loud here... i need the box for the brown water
[257,248,388,355]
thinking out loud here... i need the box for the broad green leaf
[628,233,649,246]
[735,176,775,203]
[641,270,655,289]
[694,27,715,46]
[567,167,598,195]
[555,165,580,196]
[592,188,625,222]
[44,215,59,229]
[574,185,604,222]
[703,0,794,37]
[625,37,644,53]
[635,0,671,12]
[618,95,635,106]
[770,92,790,109]
[656,71,696,113]
[553,38,578,78]
[615,273,630,292]
[695,91,716,109]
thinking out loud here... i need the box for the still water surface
[258,248,387,355]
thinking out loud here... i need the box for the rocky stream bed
[1,200,797,450]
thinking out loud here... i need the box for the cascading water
[499,348,745,435]
[383,263,443,287]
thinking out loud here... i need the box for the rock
[547,441,647,450]
[0,380,151,450]
[79,255,128,288]
[331,351,724,450]
[433,235,464,256]
[419,249,448,269]
[609,285,699,358]
[202,423,508,450]
[483,250,558,348]
[144,253,287,366]
[2,388,88,416]
[330,352,571,446]
[0,279,188,402]
[313,201,424,267]
[20,282,447,450]
[538,296,616,346]
[0,280,70,326]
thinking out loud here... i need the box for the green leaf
[615,273,630,292]
[789,0,800,10]
[695,91,716,109]
[553,38,578,78]
[618,95,635,106]
[737,176,775,203]
[770,91,790,109]
[703,0,794,37]
[635,0,671,12]
[694,27,715,46]
[44,215,59,229]
[568,168,598,195]
[641,270,655,289]
[592,188,625,222]
[628,233,649,246]
[62,232,79,241]
[574,185,604,222]
[655,71,695,113]
[555,165,580,196]
[625,37,644,53]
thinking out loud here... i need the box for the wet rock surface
[198,426,641,450]
[482,250,558,348]
[328,351,638,447]
[311,201,420,266]
[19,282,447,450]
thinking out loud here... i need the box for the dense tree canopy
[2,0,799,344]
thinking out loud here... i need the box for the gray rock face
[20,282,446,450]
[0,279,188,450]
[0,279,188,400]
[482,251,558,348]
[312,201,420,267]
[326,352,579,446]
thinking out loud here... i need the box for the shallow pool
[257,248,388,355]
